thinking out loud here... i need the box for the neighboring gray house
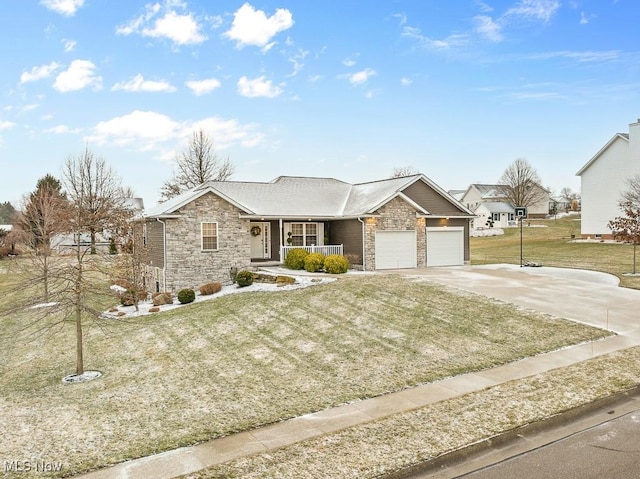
[143,174,474,292]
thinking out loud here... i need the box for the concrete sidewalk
[74,265,640,479]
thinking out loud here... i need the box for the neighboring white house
[460,183,549,229]
[473,202,517,229]
[576,119,640,238]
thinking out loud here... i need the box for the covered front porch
[247,218,348,265]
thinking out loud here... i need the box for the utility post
[515,207,527,267]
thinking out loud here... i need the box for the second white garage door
[426,227,464,267]
[375,231,417,269]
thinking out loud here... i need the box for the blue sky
[1,0,639,206]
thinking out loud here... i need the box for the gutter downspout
[357,217,366,272]
[156,218,167,292]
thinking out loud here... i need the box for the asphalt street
[461,409,640,479]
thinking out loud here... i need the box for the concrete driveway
[398,264,640,336]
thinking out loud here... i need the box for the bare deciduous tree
[15,175,68,301]
[391,165,419,178]
[61,149,131,377]
[498,158,546,208]
[161,129,234,200]
[560,187,580,212]
[63,149,127,254]
[620,174,640,209]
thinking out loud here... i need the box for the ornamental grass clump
[152,292,173,306]
[177,288,195,304]
[284,248,309,270]
[199,282,222,296]
[324,254,349,274]
[304,252,325,272]
[235,270,254,287]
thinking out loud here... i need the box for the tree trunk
[75,243,84,376]
[90,229,97,255]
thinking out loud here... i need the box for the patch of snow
[471,228,504,237]
[62,370,102,383]
[102,273,337,319]
[30,302,59,309]
[110,284,127,293]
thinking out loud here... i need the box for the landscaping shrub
[304,252,326,272]
[120,289,136,306]
[235,270,254,287]
[284,248,309,270]
[199,282,222,295]
[177,288,196,304]
[324,254,349,274]
[152,292,173,306]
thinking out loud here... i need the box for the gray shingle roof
[145,174,468,219]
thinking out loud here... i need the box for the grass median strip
[0,273,610,477]
[182,346,640,479]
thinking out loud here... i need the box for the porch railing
[281,244,343,261]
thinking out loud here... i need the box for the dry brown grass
[0,272,609,478]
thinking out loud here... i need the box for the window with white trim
[290,223,318,246]
[201,222,218,251]
[491,213,501,221]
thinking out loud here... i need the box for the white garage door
[426,227,464,267]
[375,231,417,269]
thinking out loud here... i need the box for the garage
[375,231,417,269]
[426,227,464,267]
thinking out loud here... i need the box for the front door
[250,222,270,259]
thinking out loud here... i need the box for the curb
[383,384,640,479]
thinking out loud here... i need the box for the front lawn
[0,272,609,477]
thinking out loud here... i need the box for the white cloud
[185,78,221,95]
[344,68,376,86]
[287,48,309,76]
[237,76,283,98]
[53,60,102,92]
[62,39,76,52]
[20,62,61,84]
[527,50,620,62]
[40,0,84,16]
[111,74,176,93]
[402,26,469,49]
[400,77,413,86]
[87,110,181,148]
[117,1,206,46]
[43,124,81,134]
[85,110,264,151]
[190,117,265,149]
[224,3,294,50]
[506,0,560,22]
[474,15,503,42]
[0,121,15,131]
[580,12,596,25]
[474,1,494,13]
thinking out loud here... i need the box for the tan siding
[330,219,363,265]
[403,181,467,216]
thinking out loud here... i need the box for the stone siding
[164,192,251,291]
[363,197,423,271]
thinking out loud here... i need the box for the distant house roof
[466,184,507,200]
[145,174,473,219]
[447,189,466,201]
[475,202,515,214]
